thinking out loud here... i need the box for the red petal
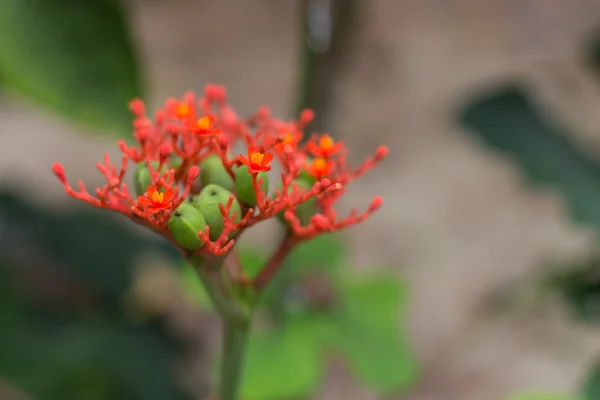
[239,154,249,166]
[262,152,274,165]
[147,186,157,196]
[307,142,321,156]
[331,142,344,154]
[137,196,152,206]
[162,188,174,203]
[148,207,161,214]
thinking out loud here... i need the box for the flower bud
[194,184,241,241]
[277,178,317,226]
[235,165,269,206]
[199,155,234,192]
[168,203,206,249]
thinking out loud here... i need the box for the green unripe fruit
[235,165,269,206]
[134,161,161,196]
[168,203,207,249]
[134,160,181,196]
[277,178,317,226]
[199,155,234,192]
[299,167,317,184]
[194,184,242,241]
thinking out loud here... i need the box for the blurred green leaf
[330,275,417,393]
[284,234,345,277]
[0,189,193,400]
[241,318,323,400]
[0,190,178,303]
[459,87,600,233]
[506,391,579,400]
[581,356,600,400]
[239,246,267,278]
[0,0,142,137]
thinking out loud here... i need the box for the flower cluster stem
[190,254,251,400]
[220,319,250,400]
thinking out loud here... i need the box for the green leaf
[459,87,600,234]
[329,275,418,393]
[0,0,142,137]
[506,391,579,400]
[284,234,346,277]
[581,356,600,400]
[241,318,324,400]
[239,246,267,278]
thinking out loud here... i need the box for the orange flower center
[250,152,265,166]
[197,116,212,130]
[319,135,334,151]
[176,103,190,118]
[281,133,293,145]
[312,158,328,173]
[151,191,165,203]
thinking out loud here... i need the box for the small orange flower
[138,186,174,214]
[196,115,220,135]
[307,134,344,158]
[306,157,334,180]
[175,103,191,119]
[240,149,274,174]
[275,130,302,152]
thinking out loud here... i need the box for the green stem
[220,319,250,400]
[189,254,252,400]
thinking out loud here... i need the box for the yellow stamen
[319,135,334,150]
[250,152,265,165]
[280,132,293,145]
[197,116,212,130]
[151,191,164,203]
[313,158,327,172]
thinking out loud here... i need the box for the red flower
[240,149,274,173]
[307,134,344,158]
[275,129,302,153]
[138,186,174,214]
[306,157,334,180]
[196,115,220,135]
[175,102,191,119]
[52,84,388,258]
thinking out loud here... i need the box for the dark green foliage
[181,234,418,399]
[0,189,194,400]
[0,0,142,137]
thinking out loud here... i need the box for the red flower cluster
[52,84,387,257]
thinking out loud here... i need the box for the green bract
[200,155,235,192]
[277,179,317,226]
[168,203,206,249]
[235,165,269,206]
[194,184,242,241]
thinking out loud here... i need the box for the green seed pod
[199,155,235,192]
[277,178,317,226]
[134,161,161,196]
[170,156,184,170]
[194,184,242,241]
[168,203,207,249]
[235,165,269,206]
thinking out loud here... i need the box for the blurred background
[5,0,600,399]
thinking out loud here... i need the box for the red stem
[253,235,298,291]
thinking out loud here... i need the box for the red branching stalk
[52,83,388,291]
